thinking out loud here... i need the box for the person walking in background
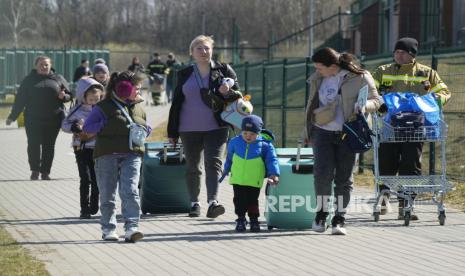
[165,52,181,102]
[167,35,242,218]
[6,56,72,180]
[128,56,145,74]
[83,71,148,242]
[94,58,106,65]
[373,37,451,220]
[73,59,92,83]
[62,78,104,219]
[223,115,280,232]
[146,53,166,76]
[92,63,110,87]
[303,47,381,235]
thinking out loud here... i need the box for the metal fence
[234,52,465,181]
[0,48,110,96]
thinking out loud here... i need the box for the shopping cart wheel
[404,211,411,226]
[373,212,380,222]
[438,211,446,226]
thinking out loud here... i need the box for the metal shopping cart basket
[372,113,453,226]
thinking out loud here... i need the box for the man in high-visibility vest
[373,37,451,220]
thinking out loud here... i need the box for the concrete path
[1,103,465,275]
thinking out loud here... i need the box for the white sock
[208,200,218,207]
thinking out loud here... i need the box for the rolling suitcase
[140,142,190,214]
[265,146,318,230]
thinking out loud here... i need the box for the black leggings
[25,122,61,174]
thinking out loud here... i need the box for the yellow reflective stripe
[382,74,428,83]
[430,83,447,93]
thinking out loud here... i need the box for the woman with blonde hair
[168,35,242,218]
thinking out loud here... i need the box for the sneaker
[249,219,261,232]
[102,229,119,241]
[189,203,201,217]
[206,204,225,218]
[124,228,144,243]
[41,173,51,180]
[380,194,391,215]
[331,215,347,235]
[312,220,327,233]
[30,171,39,181]
[331,224,347,235]
[79,213,91,219]
[235,217,247,232]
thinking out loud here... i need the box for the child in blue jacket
[223,115,280,232]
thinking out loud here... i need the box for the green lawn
[0,223,49,276]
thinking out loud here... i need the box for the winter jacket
[224,135,280,188]
[8,70,72,127]
[83,94,147,159]
[62,78,104,148]
[167,61,242,139]
[372,61,450,107]
[303,71,382,141]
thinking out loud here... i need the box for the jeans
[311,126,356,216]
[75,148,98,215]
[180,128,228,203]
[95,153,142,231]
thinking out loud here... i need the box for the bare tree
[1,0,38,48]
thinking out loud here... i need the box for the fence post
[429,55,438,175]
[305,57,311,103]
[244,62,249,93]
[282,59,287,147]
[262,61,266,126]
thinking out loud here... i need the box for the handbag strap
[65,103,82,120]
[192,64,207,90]
[111,98,134,124]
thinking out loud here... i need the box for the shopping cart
[372,113,453,226]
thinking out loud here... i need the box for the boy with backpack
[223,115,280,232]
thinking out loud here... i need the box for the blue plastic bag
[382,92,440,125]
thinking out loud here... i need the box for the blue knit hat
[241,115,263,134]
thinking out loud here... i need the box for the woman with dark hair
[83,71,148,242]
[303,47,381,235]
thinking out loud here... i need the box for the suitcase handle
[161,143,185,164]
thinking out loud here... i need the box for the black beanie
[394,37,418,57]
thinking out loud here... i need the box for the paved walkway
[1,104,465,275]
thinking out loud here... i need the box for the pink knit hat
[115,80,136,99]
